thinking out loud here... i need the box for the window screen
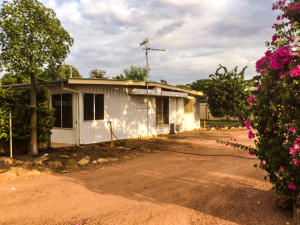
[163,97,169,124]
[62,94,73,128]
[156,97,163,125]
[156,96,169,125]
[52,94,73,128]
[95,94,104,120]
[84,94,94,120]
[52,94,61,127]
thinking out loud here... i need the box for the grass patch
[204,120,241,128]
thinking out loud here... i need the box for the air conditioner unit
[170,123,182,134]
[175,123,181,133]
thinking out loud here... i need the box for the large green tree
[207,65,252,124]
[113,66,147,81]
[0,0,73,155]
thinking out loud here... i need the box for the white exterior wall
[77,85,158,144]
[49,85,200,145]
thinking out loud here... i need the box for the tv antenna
[139,37,165,81]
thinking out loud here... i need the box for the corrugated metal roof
[0,78,204,96]
[68,78,203,96]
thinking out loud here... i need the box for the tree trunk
[29,72,38,155]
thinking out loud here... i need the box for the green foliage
[113,66,147,81]
[0,87,54,153]
[57,64,82,79]
[0,0,73,80]
[89,69,107,79]
[186,79,213,95]
[246,0,300,200]
[207,65,252,124]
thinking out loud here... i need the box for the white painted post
[9,111,13,159]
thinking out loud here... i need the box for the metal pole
[9,111,13,159]
[70,65,72,78]
[145,37,149,81]
[146,82,149,139]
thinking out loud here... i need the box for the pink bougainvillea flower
[257,83,262,89]
[248,151,254,155]
[247,96,256,103]
[290,65,300,78]
[280,72,286,79]
[292,159,299,166]
[269,46,293,71]
[256,51,273,72]
[289,127,296,133]
[245,120,251,130]
[289,147,298,155]
[288,182,296,191]
[294,143,299,150]
[248,130,255,139]
[279,166,284,172]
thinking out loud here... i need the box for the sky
[4,0,279,85]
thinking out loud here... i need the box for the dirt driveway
[0,130,292,225]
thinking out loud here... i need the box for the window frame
[156,96,169,125]
[52,93,73,129]
[83,93,104,121]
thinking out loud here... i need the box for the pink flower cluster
[289,138,299,166]
[270,46,293,70]
[286,2,300,11]
[256,47,294,74]
[289,127,296,133]
[289,182,296,191]
[256,50,272,73]
[247,96,256,103]
[248,130,255,139]
[290,65,300,77]
[272,0,287,10]
[245,120,251,130]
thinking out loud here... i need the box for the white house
[48,78,203,145]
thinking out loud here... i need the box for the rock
[64,159,78,169]
[210,127,216,131]
[78,156,90,166]
[0,157,13,165]
[92,160,98,164]
[97,158,110,163]
[23,161,33,168]
[123,156,130,159]
[33,155,50,165]
[72,153,77,156]
[107,157,119,162]
[60,154,70,159]
[48,160,63,170]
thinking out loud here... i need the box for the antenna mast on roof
[139,37,165,81]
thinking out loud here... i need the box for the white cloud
[38,0,277,84]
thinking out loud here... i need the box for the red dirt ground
[0,130,292,225]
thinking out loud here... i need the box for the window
[84,94,104,120]
[184,98,195,113]
[52,94,73,128]
[156,96,169,125]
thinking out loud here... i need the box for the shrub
[0,87,54,154]
[246,0,300,200]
